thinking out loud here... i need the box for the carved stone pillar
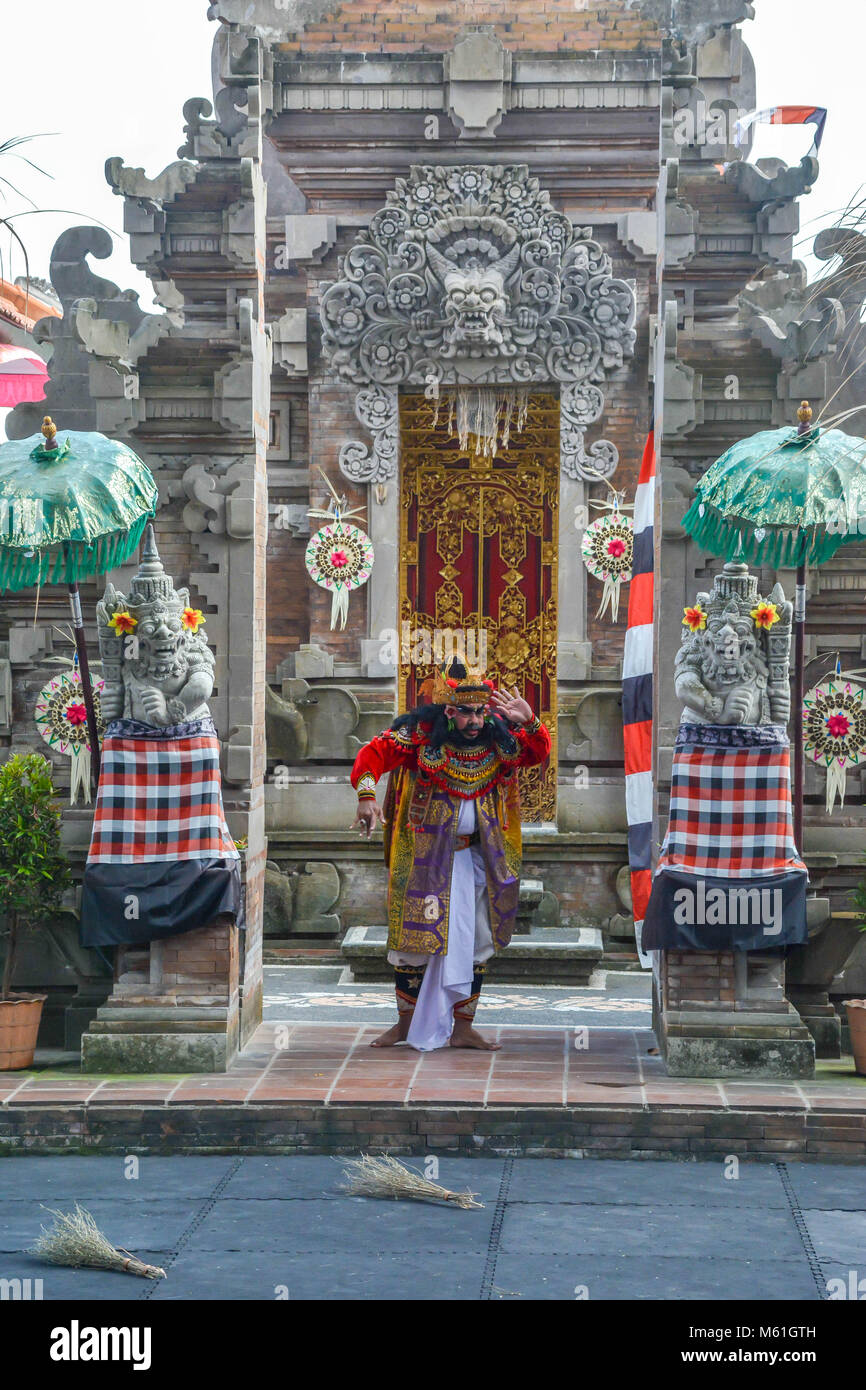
[73,44,271,1070]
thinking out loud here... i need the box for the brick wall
[276,0,663,54]
[664,951,737,1010]
[266,521,310,675]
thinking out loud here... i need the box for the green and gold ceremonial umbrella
[681,401,866,847]
[0,417,158,781]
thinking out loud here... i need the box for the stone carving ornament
[338,385,398,484]
[560,379,619,481]
[320,165,636,388]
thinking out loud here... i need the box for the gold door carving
[398,391,559,822]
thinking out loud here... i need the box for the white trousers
[387,798,494,1050]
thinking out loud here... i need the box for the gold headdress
[430,657,496,707]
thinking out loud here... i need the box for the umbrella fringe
[682,499,845,569]
[0,513,152,594]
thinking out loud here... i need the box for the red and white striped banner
[622,427,656,967]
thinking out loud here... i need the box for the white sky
[0,0,861,344]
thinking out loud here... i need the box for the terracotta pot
[0,995,47,1070]
[846,1000,866,1077]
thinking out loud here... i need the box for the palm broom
[30,1203,167,1279]
[340,1153,484,1209]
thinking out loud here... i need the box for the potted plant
[847,858,866,1076]
[0,753,71,1069]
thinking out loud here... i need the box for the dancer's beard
[447,720,494,748]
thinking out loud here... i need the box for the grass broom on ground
[340,1153,484,1209]
[30,1203,167,1279]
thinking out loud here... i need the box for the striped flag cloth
[622,427,656,967]
[735,106,827,154]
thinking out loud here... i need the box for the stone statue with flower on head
[96,525,214,726]
[642,561,808,952]
[80,525,241,950]
[675,563,793,728]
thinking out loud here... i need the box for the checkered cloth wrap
[656,723,807,878]
[87,717,240,864]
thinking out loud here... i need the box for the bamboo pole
[67,581,101,787]
[793,561,806,854]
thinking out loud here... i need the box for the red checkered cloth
[656,723,807,878]
[87,717,239,864]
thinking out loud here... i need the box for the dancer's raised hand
[487,683,533,725]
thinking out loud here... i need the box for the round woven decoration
[803,674,866,812]
[581,509,634,623]
[581,512,634,583]
[305,521,374,593]
[34,668,105,755]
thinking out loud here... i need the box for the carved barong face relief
[320,164,636,387]
[132,605,187,683]
[702,611,760,687]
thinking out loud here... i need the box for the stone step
[341,924,604,985]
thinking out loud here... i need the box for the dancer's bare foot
[450,1023,501,1051]
[370,1019,411,1047]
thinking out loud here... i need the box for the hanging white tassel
[825,758,848,813]
[595,574,624,624]
[69,746,92,806]
[330,586,350,631]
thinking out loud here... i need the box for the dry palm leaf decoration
[30,1203,167,1279]
[340,1154,484,1209]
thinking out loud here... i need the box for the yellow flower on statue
[750,601,779,630]
[108,610,137,635]
[682,605,707,632]
[182,607,205,633]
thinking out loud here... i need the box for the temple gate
[398,391,559,823]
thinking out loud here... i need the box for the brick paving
[1,1025,865,1159]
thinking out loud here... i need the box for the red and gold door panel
[398,391,558,823]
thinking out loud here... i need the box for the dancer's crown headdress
[430,657,496,706]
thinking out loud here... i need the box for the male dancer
[350,658,551,1050]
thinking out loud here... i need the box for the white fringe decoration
[433,387,530,458]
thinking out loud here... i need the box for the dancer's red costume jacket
[350,714,551,954]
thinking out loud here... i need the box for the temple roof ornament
[320,164,636,388]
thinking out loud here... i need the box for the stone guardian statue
[80,526,242,948]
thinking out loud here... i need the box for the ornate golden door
[398,391,558,822]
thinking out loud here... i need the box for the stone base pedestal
[81,923,240,1074]
[660,1007,816,1078]
[784,991,841,1059]
[657,949,816,1079]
